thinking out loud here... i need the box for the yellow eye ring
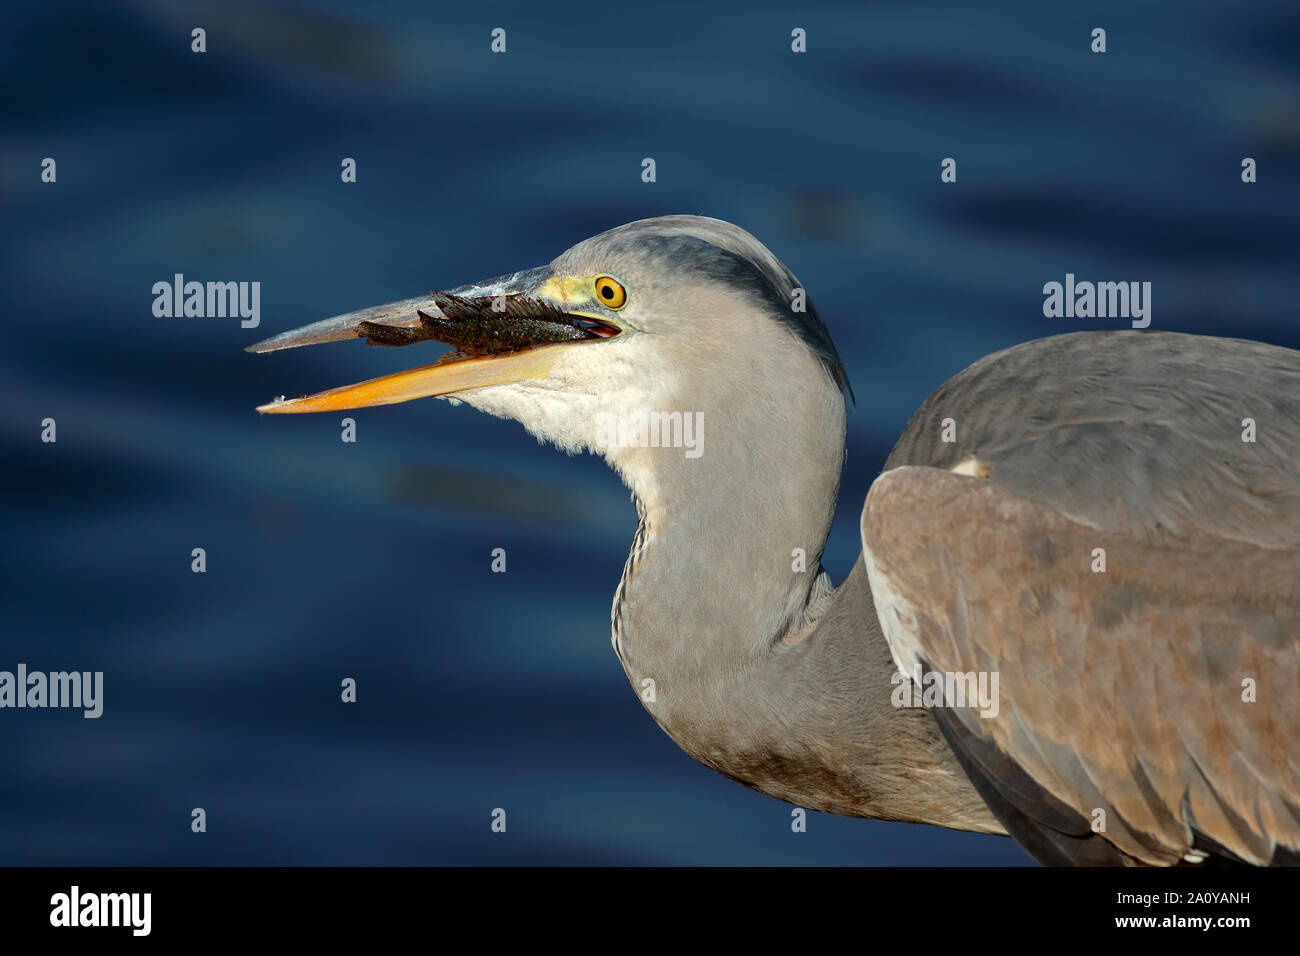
[594,276,627,309]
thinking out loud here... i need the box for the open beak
[247,268,620,413]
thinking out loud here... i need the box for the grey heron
[249,215,1300,866]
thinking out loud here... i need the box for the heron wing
[861,331,1300,865]
[882,331,1300,549]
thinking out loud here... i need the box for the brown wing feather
[862,466,1300,865]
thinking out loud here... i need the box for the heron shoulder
[881,330,1300,548]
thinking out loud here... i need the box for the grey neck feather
[605,342,1002,835]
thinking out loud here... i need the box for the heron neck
[606,372,845,707]
[605,391,1001,834]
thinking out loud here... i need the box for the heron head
[250,215,850,476]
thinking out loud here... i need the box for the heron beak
[247,269,621,414]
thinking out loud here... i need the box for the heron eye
[594,276,627,309]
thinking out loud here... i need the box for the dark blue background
[2,0,1297,864]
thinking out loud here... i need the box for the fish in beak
[246,268,621,413]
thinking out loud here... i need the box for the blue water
[2,0,1297,864]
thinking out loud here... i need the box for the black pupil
[601,285,614,299]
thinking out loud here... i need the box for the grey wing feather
[863,331,1300,865]
[884,331,1300,548]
